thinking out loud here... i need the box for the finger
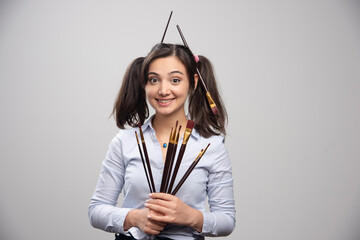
[149,192,174,201]
[152,218,167,226]
[148,212,171,223]
[144,227,161,236]
[155,221,167,227]
[150,219,167,227]
[145,202,171,215]
[148,208,167,219]
[148,211,167,225]
[146,198,172,208]
[148,220,165,231]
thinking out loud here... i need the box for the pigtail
[189,55,227,137]
[112,57,149,128]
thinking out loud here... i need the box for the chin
[155,107,185,117]
[155,110,175,116]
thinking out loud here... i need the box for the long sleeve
[88,119,236,239]
[198,137,236,236]
[88,136,131,234]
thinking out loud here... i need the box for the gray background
[1,0,359,240]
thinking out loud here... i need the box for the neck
[152,113,188,139]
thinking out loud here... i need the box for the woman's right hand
[124,208,166,235]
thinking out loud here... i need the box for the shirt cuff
[117,208,133,234]
[128,227,146,239]
[193,211,216,236]
[119,209,146,239]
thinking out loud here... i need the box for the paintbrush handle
[196,68,209,93]
[136,132,153,193]
[142,142,156,193]
[171,143,210,195]
[171,160,198,196]
[161,11,173,43]
[167,144,186,194]
[138,144,153,193]
[160,143,174,192]
[165,143,178,193]
[176,25,218,115]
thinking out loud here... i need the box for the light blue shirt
[89,116,235,239]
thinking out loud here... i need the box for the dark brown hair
[112,44,227,137]
[112,57,148,128]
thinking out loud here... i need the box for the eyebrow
[148,72,159,76]
[147,71,184,76]
[169,71,184,75]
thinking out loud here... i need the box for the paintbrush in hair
[176,25,219,115]
[161,11,173,43]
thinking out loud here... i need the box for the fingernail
[145,199,151,202]
[149,193,153,197]
[147,215,151,218]
[144,203,149,207]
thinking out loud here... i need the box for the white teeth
[158,99,172,103]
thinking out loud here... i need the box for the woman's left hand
[144,192,203,233]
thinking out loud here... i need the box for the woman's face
[145,56,191,118]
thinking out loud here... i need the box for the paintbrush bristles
[201,143,211,158]
[169,128,173,142]
[172,121,178,141]
[205,92,219,115]
[194,149,204,162]
[182,120,195,144]
[211,106,219,115]
[139,123,145,142]
[135,131,140,144]
[186,120,195,130]
[175,125,182,144]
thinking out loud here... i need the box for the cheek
[145,85,156,98]
[176,85,190,98]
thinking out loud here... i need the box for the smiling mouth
[156,98,175,105]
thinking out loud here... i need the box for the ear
[194,74,199,90]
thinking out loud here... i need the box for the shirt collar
[189,125,200,140]
[140,115,155,133]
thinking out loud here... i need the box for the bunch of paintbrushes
[135,120,210,195]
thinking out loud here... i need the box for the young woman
[89,44,235,240]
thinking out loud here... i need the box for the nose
[159,81,170,96]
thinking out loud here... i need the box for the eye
[148,77,159,84]
[171,78,181,84]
